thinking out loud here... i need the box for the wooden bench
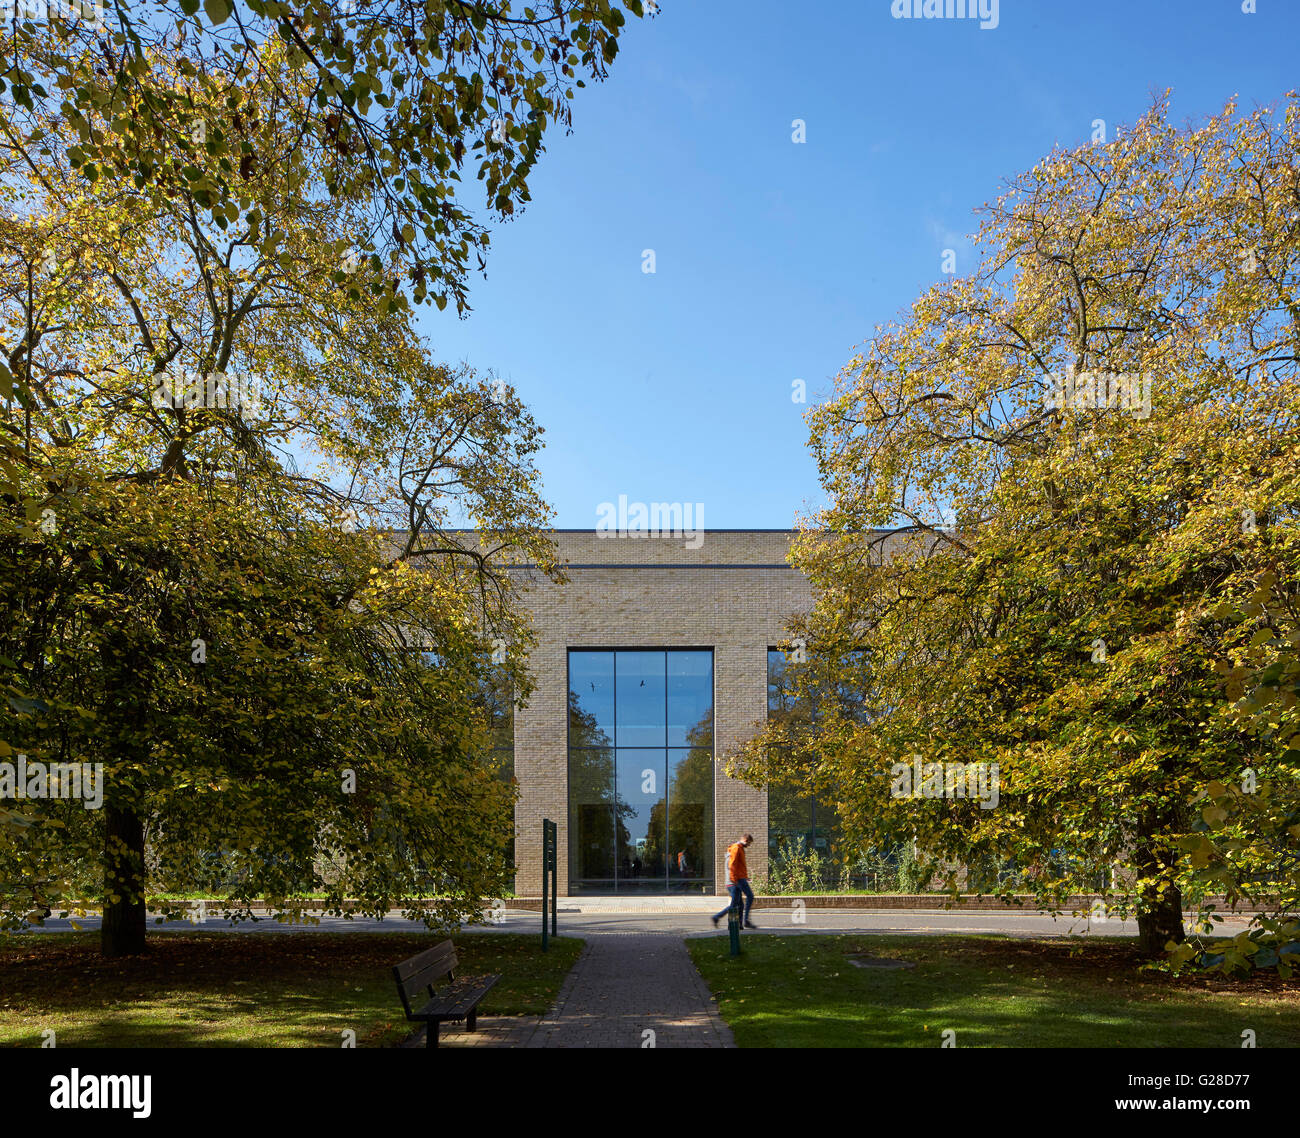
[392,939,500,1048]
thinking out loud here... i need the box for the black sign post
[541,818,558,950]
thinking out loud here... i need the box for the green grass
[0,930,581,1047]
[687,933,1300,1047]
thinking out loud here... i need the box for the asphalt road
[17,907,1255,940]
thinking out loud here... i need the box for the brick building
[508,530,814,897]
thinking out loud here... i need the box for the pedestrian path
[432,929,734,1049]
[524,932,733,1048]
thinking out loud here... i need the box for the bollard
[728,898,742,957]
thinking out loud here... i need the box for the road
[18,906,1256,940]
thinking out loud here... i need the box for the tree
[1176,471,1300,974]
[1,0,648,315]
[0,33,566,954]
[641,710,713,883]
[728,95,1300,956]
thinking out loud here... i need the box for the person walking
[711,833,757,929]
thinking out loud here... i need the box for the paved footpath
[406,927,734,1049]
[521,932,733,1048]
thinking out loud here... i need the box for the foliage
[727,94,1300,956]
[894,841,925,894]
[758,840,934,895]
[0,7,597,951]
[0,0,646,317]
[1173,561,1300,975]
[760,837,833,895]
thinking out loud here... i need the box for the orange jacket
[726,841,749,884]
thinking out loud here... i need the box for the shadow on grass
[687,933,1300,1048]
[0,930,583,1047]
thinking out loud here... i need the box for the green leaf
[203,0,233,24]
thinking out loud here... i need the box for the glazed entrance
[567,649,714,894]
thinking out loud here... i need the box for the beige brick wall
[511,531,813,896]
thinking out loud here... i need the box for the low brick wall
[508,894,1276,914]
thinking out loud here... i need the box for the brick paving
[524,933,734,1048]
[411,930,735,1049]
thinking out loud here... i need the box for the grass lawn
[687,933,1300,1048]
[0,930,582,1047]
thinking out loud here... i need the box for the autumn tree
[1177,439,1300,973]
[0,21,581,953]
[1,0,648,315]
[730,95,1300,956]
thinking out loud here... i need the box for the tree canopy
[0,0,642,954]
[729,95,1300,961]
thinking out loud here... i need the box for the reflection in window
[568,650,713,893]
[765,647,846,873]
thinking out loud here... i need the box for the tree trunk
[102,803,147,957]
[1135,880,1185,956]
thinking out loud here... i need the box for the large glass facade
[568,649,714,893]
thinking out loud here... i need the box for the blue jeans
[713,878,754,923]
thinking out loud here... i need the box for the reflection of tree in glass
[568,687,612,750]
[568,691,632,878]
[770,648,871,730]
[477,666,514,781]
[480,667,513,746]
[642,708,714,877]
[766,649,863,870]
[767,650,817,731]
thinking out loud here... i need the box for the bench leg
[467,1009,477,1033]
[426,1021,439,1048]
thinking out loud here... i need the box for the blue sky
[417,0,1299,530]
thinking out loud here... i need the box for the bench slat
[393,941,458,985]
[412,975,500,1021]
[391,939,461,1019]
[396,960,454,1004]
